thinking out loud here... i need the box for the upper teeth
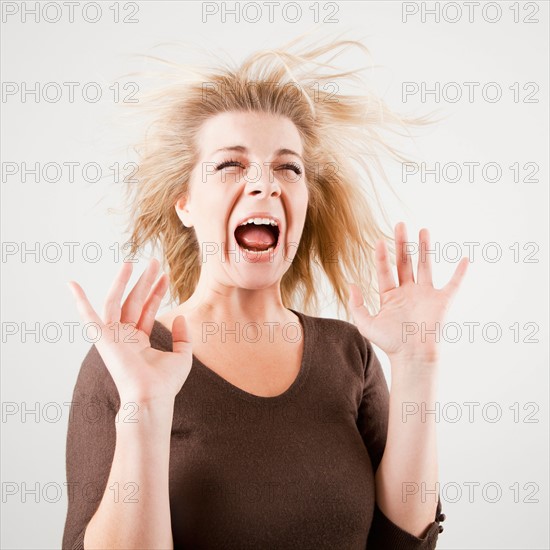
[239,217,278,227]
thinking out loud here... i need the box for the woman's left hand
[348,222,469,368]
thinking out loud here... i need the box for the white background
[1,1,548,548]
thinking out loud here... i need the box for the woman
[62,36,468,549]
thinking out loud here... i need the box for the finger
[68,281,123,380]
[441,257,469,301]
[120,258,160,325]
[137,273,170,337]
[417,228,433,285]
[68,281,105,331]
[375,239,396,294]
[348,283,375,338]
[102,261,133,325]
[172,315,192,355]
[395,222,415,286]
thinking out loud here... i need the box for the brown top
[62,309,444,549]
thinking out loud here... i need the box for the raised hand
[348,222,469,367]
[68,258,193,404]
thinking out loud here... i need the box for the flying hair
[115,29,438,320]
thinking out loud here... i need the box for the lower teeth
[241,245,275,253]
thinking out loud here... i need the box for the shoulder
[299,311,372,368]
[71,342,120,413]
[151,319,173,352]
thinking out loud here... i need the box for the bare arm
[349,222,468,538]
[64,259,193,549]
[83,398,175,549]
[374,364,439,537]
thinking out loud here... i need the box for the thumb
[348,283,374,337]
[172,315,192,354]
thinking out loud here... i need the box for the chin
[232,271,281,290]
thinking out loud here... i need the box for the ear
[175,194,193,228]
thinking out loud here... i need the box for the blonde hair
[119,31,434,320]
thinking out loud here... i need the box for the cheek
[286,188,309,238]
[196,193,224,216]
[296,184,309,221]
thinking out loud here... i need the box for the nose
[244,162,281,198]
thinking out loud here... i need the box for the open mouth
[234,217,281,253]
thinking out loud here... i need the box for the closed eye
[277,162,302,175]
[215,159,303,176]
[215,160,244,170]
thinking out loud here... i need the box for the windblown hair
[119,31,433,320]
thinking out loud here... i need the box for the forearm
[375,361,439,537]
[84,399,175,549]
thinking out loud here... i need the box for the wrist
[116,396,176,428]
[118,394,176,410]
[389,356,440,386]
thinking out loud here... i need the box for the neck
[165,276,292,326]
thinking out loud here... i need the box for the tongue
[235,225,276,251]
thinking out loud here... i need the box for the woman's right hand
[67,258,193,405]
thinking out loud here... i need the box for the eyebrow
[212,145,304,163]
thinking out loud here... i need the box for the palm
[349,223,469,365]
[69,259,193,403]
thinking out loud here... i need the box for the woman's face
[176,110,309,290]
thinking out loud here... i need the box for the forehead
[196,111,303,156]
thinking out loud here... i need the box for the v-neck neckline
[152,308,312,403]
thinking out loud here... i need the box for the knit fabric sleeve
[61,344,119,550]
[356,335,445,549]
